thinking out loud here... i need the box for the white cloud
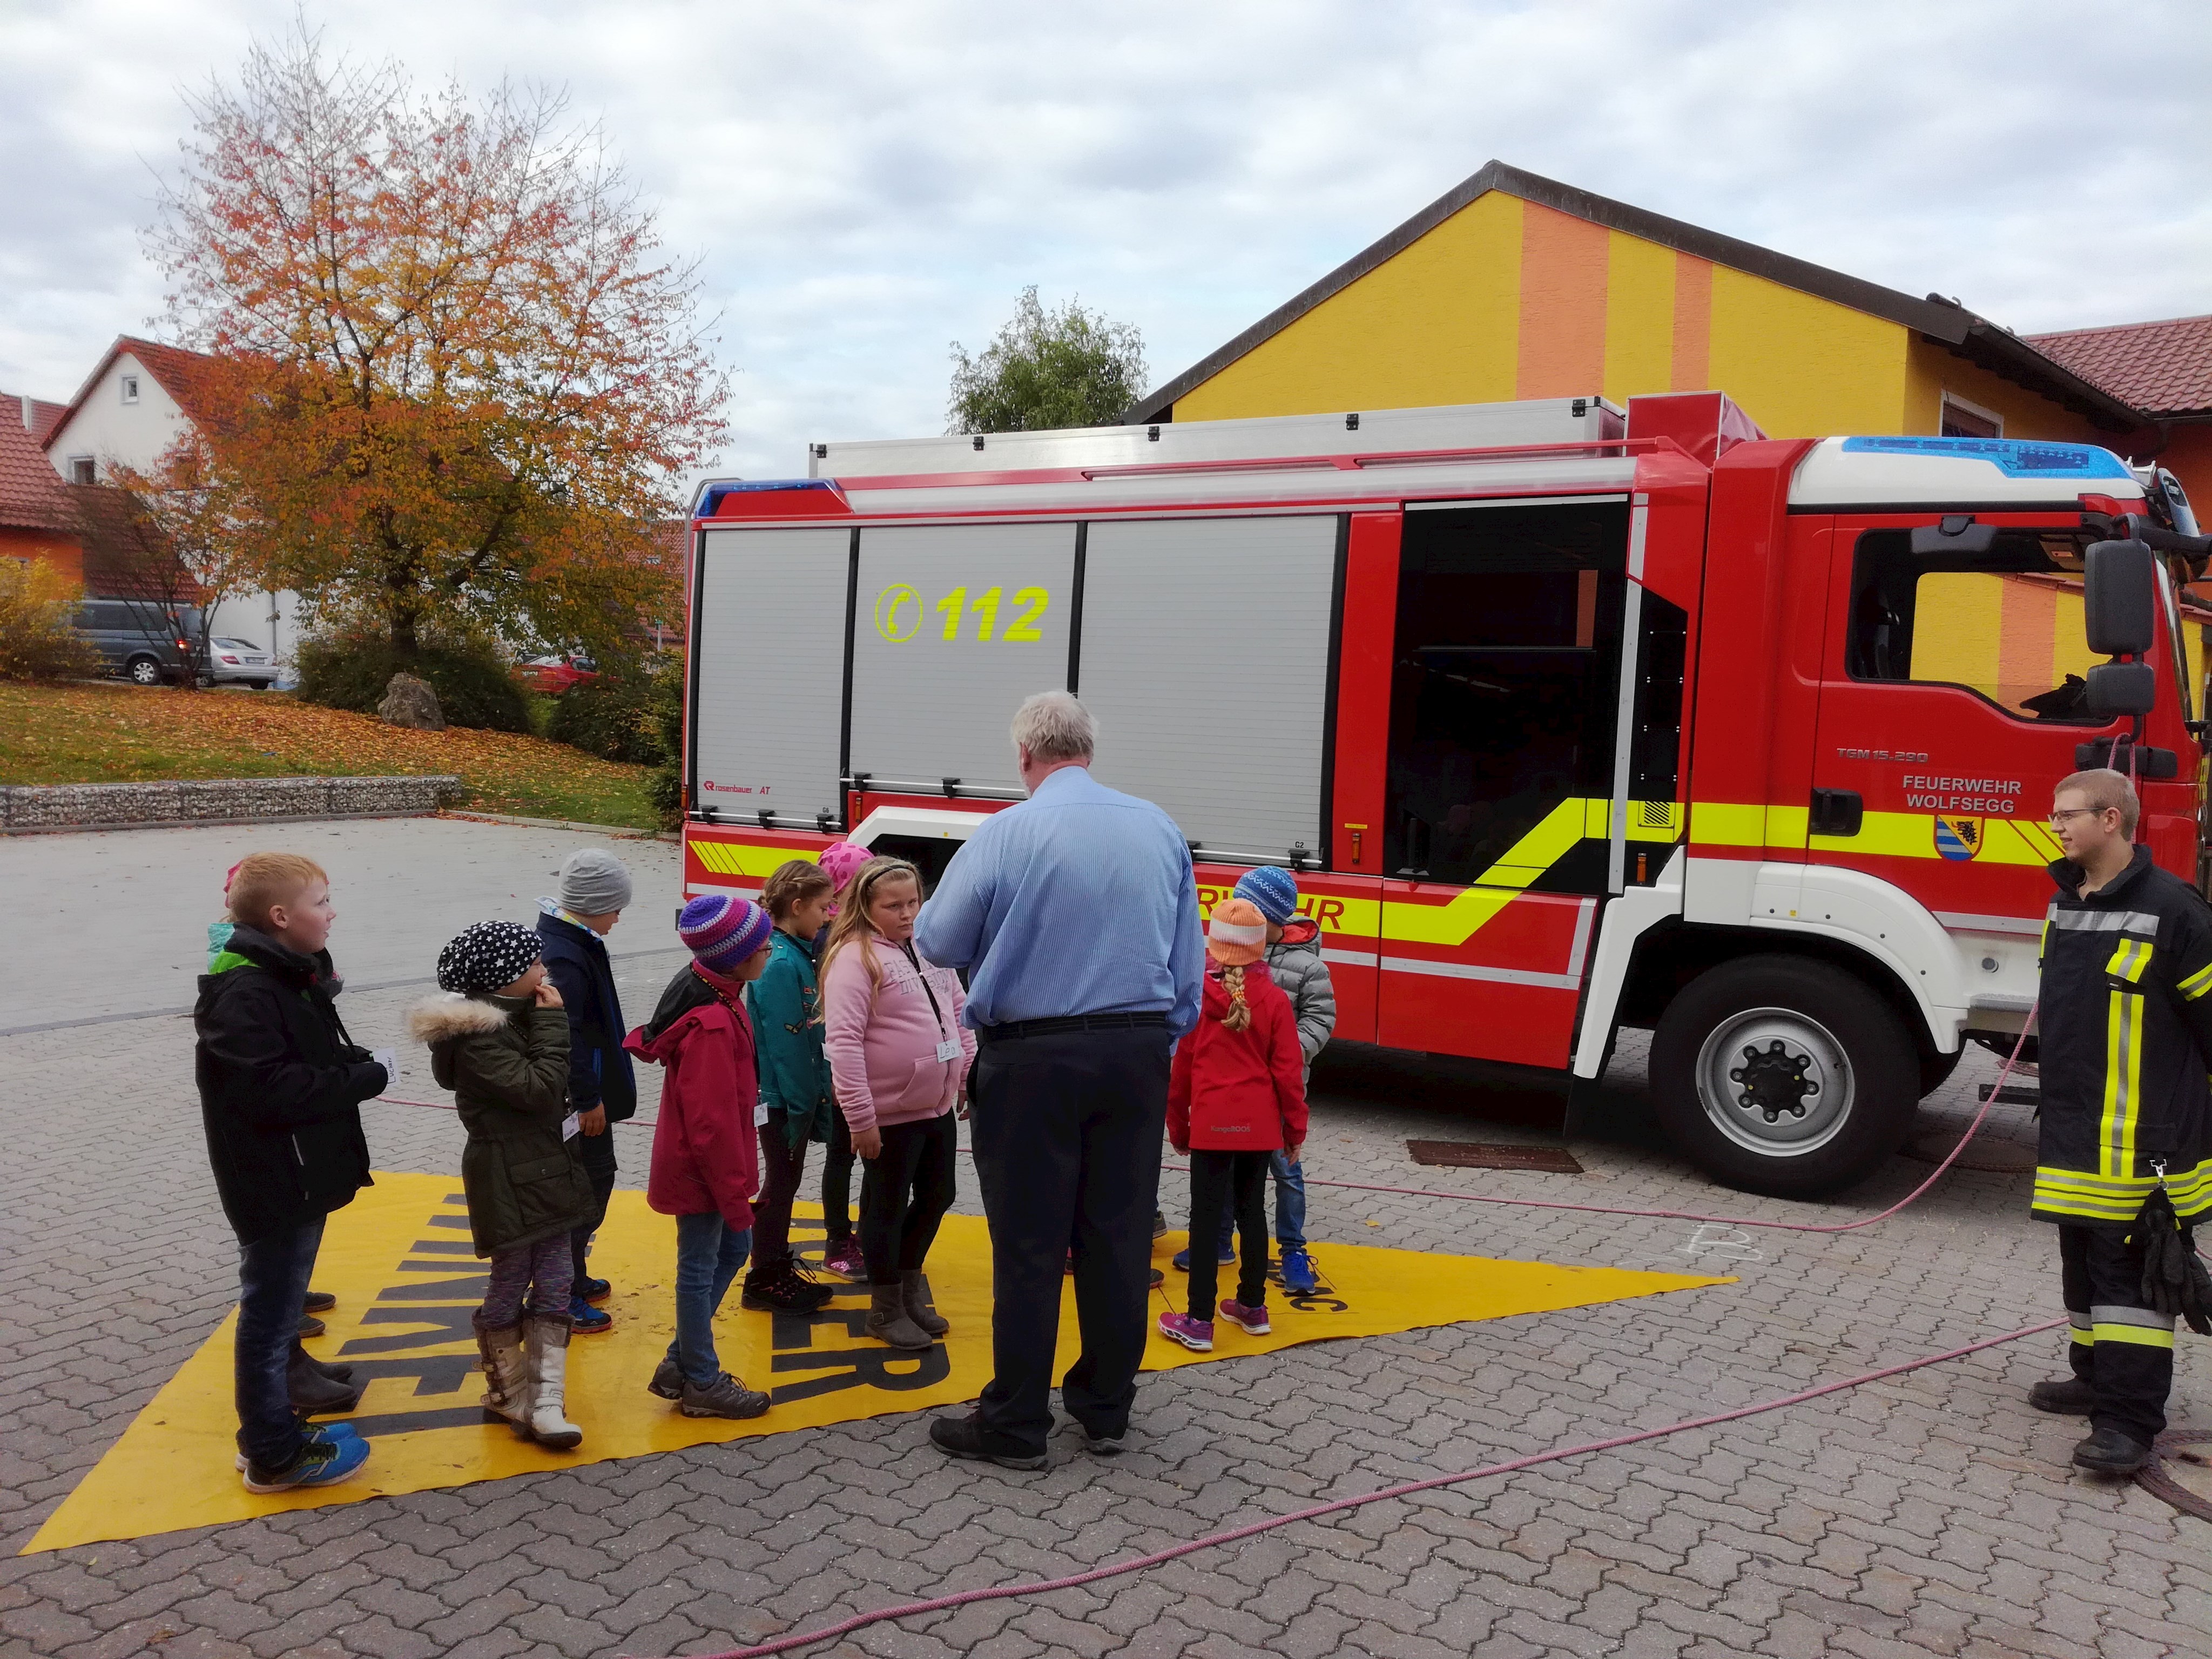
[2,0,2206,483]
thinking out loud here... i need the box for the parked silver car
[206,636,278,689]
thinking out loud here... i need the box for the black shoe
[2028,1377,2096,1417]
[740,1266,834,1314]
[1078,1424,1127,1456]
[1149,1267,1164,1289]
[298,1313,325,1338]
[2070,1427,2153,1475]
[302,1352,354,1384]
[287,1347,362,1416]
[576,1276,611,1305]
[302,1290,336,1314]
[930,1413,1047,1471]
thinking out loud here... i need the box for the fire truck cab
[679,394,2206,1197]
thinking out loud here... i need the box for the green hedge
[294,633,532,732]
[545,672,665,765]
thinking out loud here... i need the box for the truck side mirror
[2086,660,2156,718]
[2084,538,2157,657]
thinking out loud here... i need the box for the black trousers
[969,1024,1172,1453]
[822,1108,857,1243]
[1186,1150,1270,1321]
[858,1110,959,1286]
[2058,1223,2175,1443]
[568,1123,618,1287]
[750,1112,806,1278]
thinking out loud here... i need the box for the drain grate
[1407,1140,1584,1174]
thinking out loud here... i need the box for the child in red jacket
[1161,898,1308,1351]
[624,895,777,1420]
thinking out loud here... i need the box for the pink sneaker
[820,1238,867,1282]
[1218,1299,1271,1335]
[1158,1311,1213,1351]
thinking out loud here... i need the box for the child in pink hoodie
[820,857,974,1351]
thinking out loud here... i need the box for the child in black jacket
[194,852,386,1493]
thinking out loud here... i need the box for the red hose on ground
[651,1316,2066,1659]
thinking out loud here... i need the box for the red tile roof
[2025,314,2212,419]
[5,392,69,447]
[0,404,77,533]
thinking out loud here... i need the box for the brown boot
[476,1322,530,1431]
[866,1283,934,1350]
[901,1270,948,1337]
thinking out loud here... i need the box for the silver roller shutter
[692,526,850,822]
[848,522,1077,793]
[1078,515,1337,859]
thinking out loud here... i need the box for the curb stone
[0,774,463,832]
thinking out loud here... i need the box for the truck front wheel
[1650,955,1918,1198]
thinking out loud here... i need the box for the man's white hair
[1011,690,1096,763]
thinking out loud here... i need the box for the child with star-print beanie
[409,919,595,1450]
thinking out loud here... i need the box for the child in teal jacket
[740,860,841,1312]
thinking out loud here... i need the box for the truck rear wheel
[1650,955,1918,1198]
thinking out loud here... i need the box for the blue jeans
[666,1212,752,1386]
[234,1217,323,1467]
[1215,1150,1306,1253]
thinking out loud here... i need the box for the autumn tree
[948,287,1147,434]
[145,28,727,662]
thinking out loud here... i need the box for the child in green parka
[739,860,842,1313]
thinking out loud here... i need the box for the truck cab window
[1845,528,2102,724]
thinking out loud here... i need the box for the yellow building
[1127,160,2148,453]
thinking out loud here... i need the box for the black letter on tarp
[769,1344,951,1404]
[339,1305,479,1354]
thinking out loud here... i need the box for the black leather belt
[976,1011,1170,1043]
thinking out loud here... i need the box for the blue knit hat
[679,893,773,976]
[1233,865,1300,926]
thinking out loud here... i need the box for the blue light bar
[694,478,840,517]
[1839,436,2132,480]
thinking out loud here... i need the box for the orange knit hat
[1206,897,1269,966]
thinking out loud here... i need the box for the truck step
[1978,1084,2041,1105]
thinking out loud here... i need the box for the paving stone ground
[3,819,2207,1659]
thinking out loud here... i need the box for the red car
[517,653,601,694]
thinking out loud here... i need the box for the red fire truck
[676,393,2207,1196]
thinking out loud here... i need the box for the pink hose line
[657,1315,2066,1659]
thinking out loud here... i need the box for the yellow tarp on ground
[26,1171,1725,1552]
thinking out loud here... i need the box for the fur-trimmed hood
[407,994,513,1045]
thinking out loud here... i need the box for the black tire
[1650,954,1918,1198]
[125,654,164,686]
[1918,1045,1964,1099]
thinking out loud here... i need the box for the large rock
[378,673,446,731]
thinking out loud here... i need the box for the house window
[119,374,139,405]
[1939,394,2002,439]
[67,456,95,485]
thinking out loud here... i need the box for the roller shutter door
[848,522,1077,793]
[692,527,850,823]
[1077,515,1338,859]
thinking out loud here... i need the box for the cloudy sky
[3,0,2207,483]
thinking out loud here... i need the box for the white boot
[523,1316,583,1449]
[476,1323,531,1433]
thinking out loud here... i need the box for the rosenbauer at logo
[1934,815,1982,861]
[700,779,770,794]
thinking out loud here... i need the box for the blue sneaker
[1170,1244,1239,1272]
[239,1434,370,1493]
[1279,1248,1318,1297]
[569,1296,613,1334]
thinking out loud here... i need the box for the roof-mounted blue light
[694,478,840,517]
[1839,436,2132,479]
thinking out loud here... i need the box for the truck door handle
[1810,788,1863,838]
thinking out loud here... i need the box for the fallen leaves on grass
[0,683,657,828]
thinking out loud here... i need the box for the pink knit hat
[818,840,873,892]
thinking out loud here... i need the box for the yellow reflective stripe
[2090,1323,2175,1350]
[2101,989,2141,1178]
[1695,804,2066,862]
[2179,960,2212,1001]
[2032,1159,2212,1220]
[2106,939,2154,984]
[690,839,817,879]
[2068,1326,2095,1345]
[1690,802,1767,847]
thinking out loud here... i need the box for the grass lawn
[0,682,661,830]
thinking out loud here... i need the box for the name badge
[561,1112,581,1141]
[936,1037,962,1063]
[371,1048,398,1094]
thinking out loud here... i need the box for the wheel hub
[1731,1040,1818,1122]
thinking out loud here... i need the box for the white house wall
[44,351,193,481]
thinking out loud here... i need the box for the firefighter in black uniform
[2029,768,2211,1473]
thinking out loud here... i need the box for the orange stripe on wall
[1516,205,1608,399]
[1670,254,1712,389]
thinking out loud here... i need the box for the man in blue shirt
[918,691,1203,1468]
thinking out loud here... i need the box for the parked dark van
[73,599,206,685]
